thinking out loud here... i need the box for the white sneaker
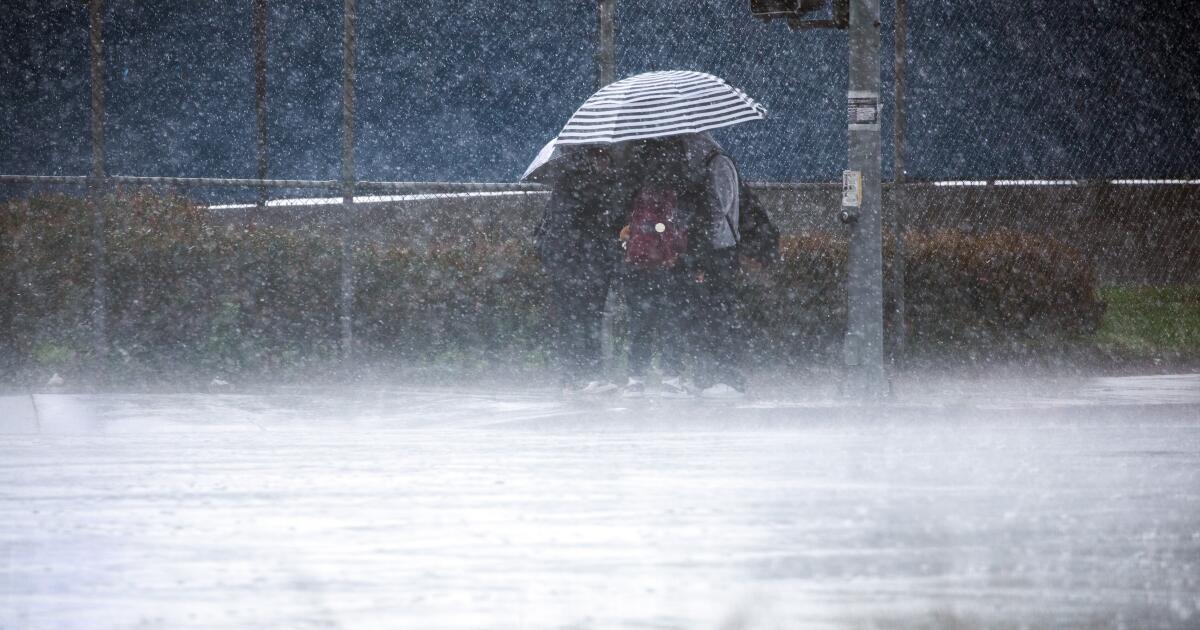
[621,377,646,398]
[579,380,619,395]
[660,376,693,398]
[700,383,745,399]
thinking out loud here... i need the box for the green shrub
[0,193,553,381]
[1093,286,1200,358]
[3,195,109,373]
[739,233,847,360]
[353,240,549,360]
[741,230,1103,362]
[901,230,1104,355]
[1,193,1103,382]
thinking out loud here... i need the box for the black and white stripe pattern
[555,71,767,145]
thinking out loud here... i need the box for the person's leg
[705,262,744,391]
[565,275,594,385]
[549,274,581,387]
[578,260,611,381]
[623,270,654,380]
[691,279,717,391]
[561,267,622,394]
[704,252,746,391]
[658,269,690,380]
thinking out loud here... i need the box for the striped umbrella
[522,70,766,181]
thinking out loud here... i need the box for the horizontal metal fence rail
[1,174,331,189]
[7,174,1195,194]
[358,181,548,194]
[0,174,552,194]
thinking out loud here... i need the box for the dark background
[2,0,1198,186]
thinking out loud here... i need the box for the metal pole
[89,0,108,361]
[597,0,618,371]
[340,0,356,359]
[842,0,886,398]
[890,0,907,367]
[892,0,907,186]
[597,0,616,88]
[245,0,270,354]
[253,0,269,212]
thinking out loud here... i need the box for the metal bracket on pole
[750,0,848,30]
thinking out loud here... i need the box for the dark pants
[624,268,688,379]
[692,250,746,390]
[549,260,613,385]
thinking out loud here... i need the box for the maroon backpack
[625,184,688,269]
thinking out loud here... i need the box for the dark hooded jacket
[534,158,631,279]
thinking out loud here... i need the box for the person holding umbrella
[533,145,630,395]
[523,71,772,397]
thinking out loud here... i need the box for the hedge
[0,193,1103,381]
[745,232,1105,363]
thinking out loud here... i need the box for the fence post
[340,0,357,360]
[596,0,618,371]
[597,0,616,86]
[89,0,109,362]
[253,0,269,212]
[889,0,908,367]
[1,198,13,379]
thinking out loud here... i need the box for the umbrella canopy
[522,70,766,181]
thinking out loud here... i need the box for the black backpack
[701,151,780,266]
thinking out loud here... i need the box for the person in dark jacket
[534,146,631,394]
[617,135,777,399]
[617,137,694,398]
[682,143,753,398]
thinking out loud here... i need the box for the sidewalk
[2,372,1196,434]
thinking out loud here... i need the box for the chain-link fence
[2,1,1196,380]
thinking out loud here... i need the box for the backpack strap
[699,149,741,243]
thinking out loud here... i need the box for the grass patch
[1094,286,1200,357]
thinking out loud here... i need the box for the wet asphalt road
[1,374,1198,629]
